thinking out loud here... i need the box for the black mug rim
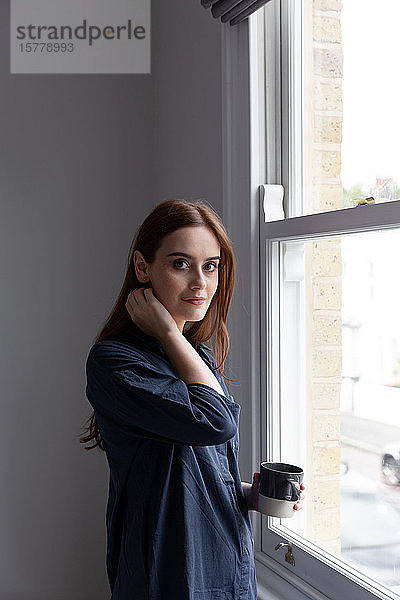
[261,461,303,475]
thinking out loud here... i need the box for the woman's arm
[159,329,225,396]
[126,287,225,397]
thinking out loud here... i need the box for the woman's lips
[182,299,205,305]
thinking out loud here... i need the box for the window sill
[255,552,333,600]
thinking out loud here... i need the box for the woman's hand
[294,482,305,511]
[246,472,306,512]
[125,287,179,340]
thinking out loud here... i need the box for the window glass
[277,228,400,594]
[300,0,400,216]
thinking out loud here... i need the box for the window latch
[259,184,285,222]
[275,541,295,567]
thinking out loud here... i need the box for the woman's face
[134,225,221,333]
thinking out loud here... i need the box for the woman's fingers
[127,289,137,303]
[294,491,306,510]
[125,289,145,320]
[127,287,147,308]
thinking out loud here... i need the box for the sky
[341,0,400,191]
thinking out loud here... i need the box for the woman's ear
[133,250,150,283]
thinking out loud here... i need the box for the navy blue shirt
[85,320,257,600]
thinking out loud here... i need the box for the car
[381,442,400,486]
[340,468,400,593]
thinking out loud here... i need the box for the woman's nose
[190,268,207,288]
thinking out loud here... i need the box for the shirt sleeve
[85,342,237,446]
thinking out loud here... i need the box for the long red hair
[79,198,238,451]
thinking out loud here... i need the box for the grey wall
[0,0,223,599]
[152,0,223,207]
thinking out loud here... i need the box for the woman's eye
[173,259,188,269]
[173,259,218,272]
[204,262,218,272]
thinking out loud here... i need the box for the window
[258,1,400,600]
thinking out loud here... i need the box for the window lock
[275,541,295,567]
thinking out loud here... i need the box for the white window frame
[221,2,400,600]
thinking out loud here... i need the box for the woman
[81,198,304,600]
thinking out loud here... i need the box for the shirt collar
[121,320,210,358]
[122,320,164,351]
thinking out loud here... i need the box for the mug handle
[284,479,300,501]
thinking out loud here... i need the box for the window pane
[300,0,400,216]
[277,228,400,595]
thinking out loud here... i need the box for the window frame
[257,2,400,600]
[222,1,400,598]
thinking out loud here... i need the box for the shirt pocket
[215,442,235,484]
[194,444,234,485]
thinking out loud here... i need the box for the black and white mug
[258,462,304,518]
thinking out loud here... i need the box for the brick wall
[303,0,343,554]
